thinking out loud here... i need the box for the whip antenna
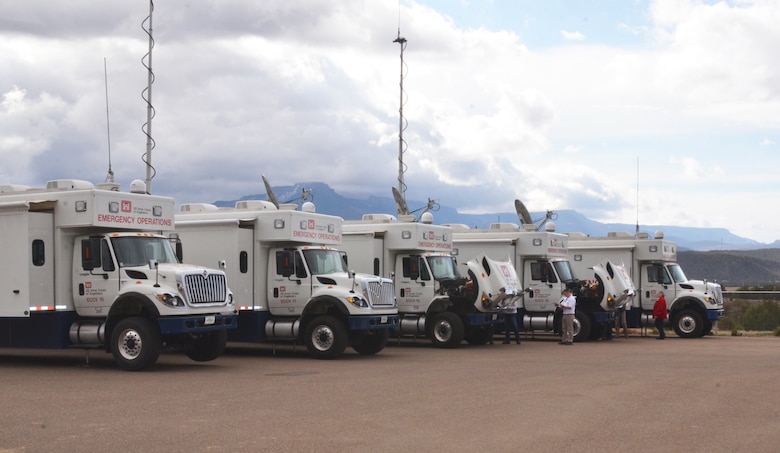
[103,57,114,183]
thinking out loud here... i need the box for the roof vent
[46,179,94,190]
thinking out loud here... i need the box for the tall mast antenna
[103,57,114,183]
[141,0,156,194]
[393,1,408,207]
[636,156,640,235]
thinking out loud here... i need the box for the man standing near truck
[559,288,576,345]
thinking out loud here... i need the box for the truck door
[0,208,54,316]
[524,260,562,313]
[73,236,120,316]
[268,249,311,316]
[639,263,675,311]
[396,254,433,313]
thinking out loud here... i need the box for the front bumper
[348,314,400,331]
[157,313,237,335]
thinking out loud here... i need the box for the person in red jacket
[653,292,668,340]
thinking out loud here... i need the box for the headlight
[347,295,369,308]
[157,293,185,307]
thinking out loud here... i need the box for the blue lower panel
[348,314,400,331]
[228,310,270,343]
[592,311,612,323]
[0,312,78,349]
[707,309,724,321]
[467,311,504,327]
[157,313,237,335]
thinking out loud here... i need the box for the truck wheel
[701,319,713,337]
[673,309,703,338]
[185,330,227,362]
[465,328,493,345]
[351,329,389,355]
[573,312,591,343]
[305,315,348,359]
[428,312,464,348]
[111,317,161,371]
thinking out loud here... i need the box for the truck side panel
[341,234,383,277]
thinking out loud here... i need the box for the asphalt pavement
[1,333,779,453]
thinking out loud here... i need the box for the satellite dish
[392,186,410,216]
[514,199,533,225]
[261,174,280,208]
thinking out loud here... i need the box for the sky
[1,0,778,243]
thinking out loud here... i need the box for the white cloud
[561,30,585,41]
[1,0,779,243]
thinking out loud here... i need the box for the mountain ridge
[213,181,773,252]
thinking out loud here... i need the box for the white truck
[449,223,635,342]
[340,215,513,348]
[173,201,400,359]
[565,231,724,338]
[0,179,236,371]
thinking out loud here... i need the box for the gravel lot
[1,334,779,453]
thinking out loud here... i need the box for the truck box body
[0,180,236,370]
[566,231,724,337]
[175,203,399,359]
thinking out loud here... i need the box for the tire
[304,315,348,359]
[111,317,161,371]
[427,312,465,348]
[573,311,591,343]
[673,309,704,338]
[465,327,493,345]
[351,329,389,355]
[185,330,227,362]
[701,319,713,337]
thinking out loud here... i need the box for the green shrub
[774,326,780,337]
[742,301,780,331]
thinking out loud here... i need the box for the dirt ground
[1,334,779,453]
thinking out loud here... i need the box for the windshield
[426,255,460,280]
[553,260,575,283]
[111,236,179,267]
[302,249,347,275]
[667,264,688,283]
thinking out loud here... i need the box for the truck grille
[366,280,395,307]
[184,272,228,305]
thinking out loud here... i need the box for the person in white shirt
[559,288,577,345]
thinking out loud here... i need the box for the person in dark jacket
[653,292,668,340]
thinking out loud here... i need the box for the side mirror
[276,250,295,278]
[81,237,102,271]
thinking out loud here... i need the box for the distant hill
[213,181,769,252]
[678,249,780,286]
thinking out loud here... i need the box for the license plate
[381,316,388,324]
[492,314,498,320]
[204,315,216,325]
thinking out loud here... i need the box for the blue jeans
[655,318,666,338]
[504,313,520,343]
